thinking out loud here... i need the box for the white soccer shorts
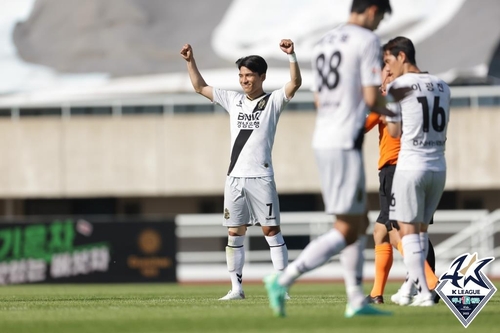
[314,148,366,215]
[389,169,446,223]
[223,176,280,227]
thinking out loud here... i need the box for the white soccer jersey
[388,73,451,171]
[311,24,382,150]
[213,86,290,177]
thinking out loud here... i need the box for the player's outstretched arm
[280,39,302,99]
[180,44,214,101]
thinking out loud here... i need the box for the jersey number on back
[316,51,342,91]
[417,96,446,132]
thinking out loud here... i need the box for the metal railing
[175,209,496,267]
[1,85,500,118]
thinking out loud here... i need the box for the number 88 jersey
[388,73,451,171]
[311,24,382,150]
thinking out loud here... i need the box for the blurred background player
[365,66,439,304]
[264,0,394,318]
[180,39,302,300]
[384,36,450,306]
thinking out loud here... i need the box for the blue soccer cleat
[263,273,287,317]
[344,303,393,318]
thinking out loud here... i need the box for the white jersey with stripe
[388,73,451,171]
[213,86,290,177]
[311,24,382,150]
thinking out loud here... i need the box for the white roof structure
[0,0,498,107]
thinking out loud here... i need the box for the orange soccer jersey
[365,112,400,169]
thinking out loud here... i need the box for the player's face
[238,66,264,96]
[383,51,404,79]
[380,65,393,96]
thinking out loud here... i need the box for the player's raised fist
[180,44,193,61]
[279,39,295,55]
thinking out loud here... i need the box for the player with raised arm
[180,39,302,300]
[383,36,450,306]
[264,0,395,318]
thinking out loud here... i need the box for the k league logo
[436,253,497,328]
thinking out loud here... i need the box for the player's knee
[334,217,359,244]
[373,226,389,245]
[228,226,247,236]
[262,225,280,237]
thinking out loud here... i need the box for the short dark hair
[350,0,392,15]
[383,36,417,66]
[235,55,268,75]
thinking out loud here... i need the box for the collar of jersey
[245,92,267,101]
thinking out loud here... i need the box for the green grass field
[0,282,498,333]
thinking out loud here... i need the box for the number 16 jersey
[311,24,382,150]
[387,73,451,171]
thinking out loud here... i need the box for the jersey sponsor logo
[236,121,259,129]
[319,101,340,108]
[224,208,230,220]
[413,139,446,147]
[237,112,261,129]
[436,253,497,328]
[237,113,261,121]
[227,94,272,175]
[236,95,269,129]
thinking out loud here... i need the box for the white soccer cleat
[218,290,245,300]
[391,282,417,305]
[284,292,291,300]
[391,289,412,306]
[410,293,435,307]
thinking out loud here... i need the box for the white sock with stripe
[226,235,245,292]
[265,232,288,271]
[401,234,431,297]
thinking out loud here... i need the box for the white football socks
[419,232,429,259]
[226,235,245,292]
[401,233,431,297]
[340,235,367,308]
[265,232,288,271]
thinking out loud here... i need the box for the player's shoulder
[213,88,245,107]
[316,24,378,46]
[430,75,449,89]
[428,74,450,91]
[216,88,244,99]
[347,24,378,39]
[389,74,414,88]
[342,24,379,50]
